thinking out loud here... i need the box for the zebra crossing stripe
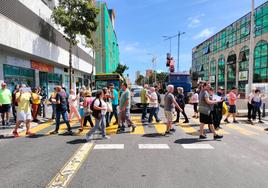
[181,144,214,149]
[94,144,124,150]
[138,144,170,149]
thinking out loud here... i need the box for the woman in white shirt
[191,89,199,118]
[68,89,81,122]
[147,87,159,123]
[86,90,109,141]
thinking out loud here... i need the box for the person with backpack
[86,90,109,141]
[80,90,94,131]
[174,87,189,123]
[252,89,265,123]
[154,85,161,122]
[50,86,72,135]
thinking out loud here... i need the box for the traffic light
[166,53,171,67]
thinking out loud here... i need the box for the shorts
[17,111,32,121]
[79,108,84,117]
[229,105,236,113]
[164,110,173,122]
[200,113,213,124]
[0,104,11,113]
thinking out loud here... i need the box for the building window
[254,40,268,83]
[255,3,268,36]
[218,55,225,87]
[238,46,249,94]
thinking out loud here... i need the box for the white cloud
[187,14,205,28]
[193,27,215,40]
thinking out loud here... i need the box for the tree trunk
[69,43,73,90]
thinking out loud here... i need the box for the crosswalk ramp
[3,115,268,139]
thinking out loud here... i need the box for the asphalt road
[1,105,268,188]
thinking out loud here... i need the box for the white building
[0,0,95,95]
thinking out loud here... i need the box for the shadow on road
[67,139,87,145]
[142,133,166,138]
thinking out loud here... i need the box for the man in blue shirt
[109,83,119,125]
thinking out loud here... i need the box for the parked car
[130,86,143,111]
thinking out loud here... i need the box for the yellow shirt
[32,93,41,105]
[16,92,31,112]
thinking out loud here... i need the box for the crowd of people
[0,80,267,140]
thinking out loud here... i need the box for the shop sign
[31,60,54,73]
[210,75,215,83]
[239,71,248,81]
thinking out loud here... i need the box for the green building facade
[192,1,268,95]
[95,2,119,74]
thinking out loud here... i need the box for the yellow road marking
[20,121,55,136]
[226,124,259,136]
[191,118,230,135]
[46,142,94,188]
[242,124,266,132]
[44,121,79,135]
[106,124,119,135]
[154,123,166,134]
[178,123,198,136]
[130,124,145,135]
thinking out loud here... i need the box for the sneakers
[224,119,230,123]
[86,134,93,141]
[259,120,264,124]
[199,135,207,139]
[113,122,118,125]
[264,128,268,131]
[170,128,176,132]
[50,130,58,135]
[214,134,223,140]
[183,120,189,123]
[164,131,172,135]
[13,130,19,137]
[233,120,239,123]
[65,131,73,135]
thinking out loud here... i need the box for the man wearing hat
[0,82,12,126]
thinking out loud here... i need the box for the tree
[135,75,144,86]
[52,0,99,89]
[113,64,129,79]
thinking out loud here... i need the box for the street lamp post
[248,0,255,94]
[147,53,157,85]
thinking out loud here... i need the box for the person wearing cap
[13,84,34,137]
[0,82,12,126]
[224,86,240,123]
[109,83,119,125]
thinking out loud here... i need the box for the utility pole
[152,56,157,84]
[163,31,185,72]
[248,0,255,94]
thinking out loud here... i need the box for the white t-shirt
[94,99,107,115]
[191,93,199,103]
[68,94,77,107]
[149,92,158,108]
[248,92,254,104]
[252,93,261,103]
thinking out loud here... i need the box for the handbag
[107,102,113,112]
[198,105,211,116]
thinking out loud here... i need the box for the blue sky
[106,0,266,82]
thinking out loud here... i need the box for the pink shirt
[228,91,236,105]
[83,97,93,108]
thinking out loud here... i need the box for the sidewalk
[0,105,53,138]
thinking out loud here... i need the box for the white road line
[138,144,170,149]
[181,144,214,149]
[94,144,124,150]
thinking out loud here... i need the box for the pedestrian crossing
[4,115,268,139]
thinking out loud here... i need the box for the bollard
[262,103,266,117]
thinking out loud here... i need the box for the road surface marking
[44,121,79,135]
[106,124,119,135]
[20,121,55,136]
[138,144,170,149]
[178,123,198,136]
[226,124,258,136]
[94,144,124,150]
[154,123,166,134]
[191,118,230,135]
[46,142,94,188]
[182,144,214,149]
[242,124,266,132]
[130,124,145,135]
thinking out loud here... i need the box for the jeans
[110,104,118,123]
[120,108,134,127]
[51,104,56,119]
[155,106,161,121]
[148,107,157,123]
[55,111,71,132]
[83,115,94,127]
[175,106,189,122]
[247,103,253,121]
[86,114,106,138]
[142,104,148,119]
[106,112,110,125]
[252,106,261,121]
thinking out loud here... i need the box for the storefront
[3,64,35,91]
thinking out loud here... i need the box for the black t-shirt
[56,91,68,112]
[175,93,185,107]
